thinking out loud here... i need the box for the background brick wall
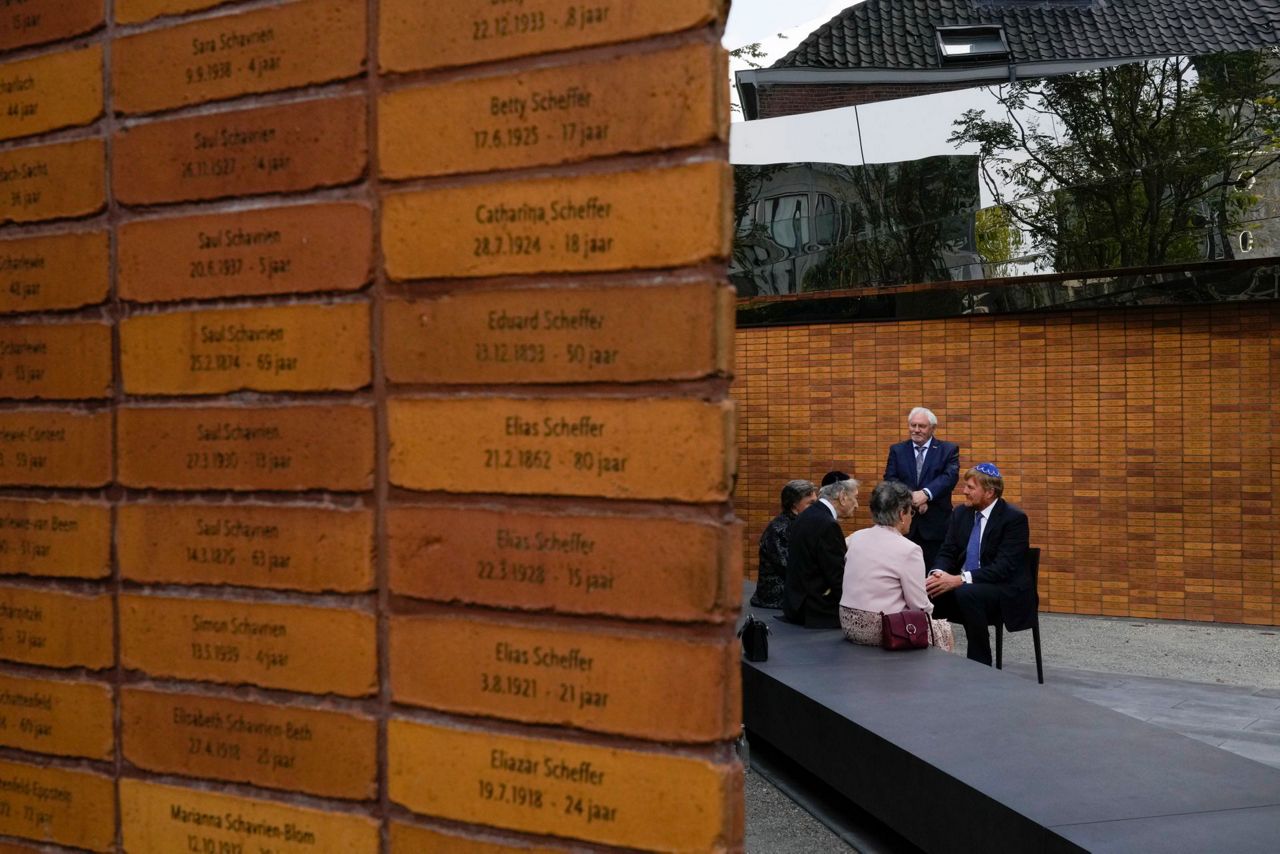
[734,302,1280,625]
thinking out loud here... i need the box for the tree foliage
[949,50,1280,273]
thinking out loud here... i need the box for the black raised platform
[742,592,1280,852]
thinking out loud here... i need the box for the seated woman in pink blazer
[839,480,954,651]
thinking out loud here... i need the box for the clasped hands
[925,569,963,597]
[911,490,929,515]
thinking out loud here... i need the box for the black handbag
[738,614,770,662]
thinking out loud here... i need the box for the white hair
[908,407,937,426]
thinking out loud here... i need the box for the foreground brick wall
[735,303,1280,626]
[0,1,740,850]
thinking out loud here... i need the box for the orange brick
[0,138,104,224]
[116,0,240,25]
[0,230,108,315]
[113,0,366,114]
[0,759,114,851]
[0,585,112,669]
[122,687,377,798]
[0,45,102,141]
[0,322,112,399]
[0,498,110,579]
[118,502,374,592]
[0,672,112,759]
[117,404,374,492]
[0,2,103,52]
[387,506,739,621]
[383,281,732,384]
[380,42,725,178]
[120,302,371,395]
[0,409,111,488]
[382,162,730,279]
[121,779,377,852]
[118,202,372,302]
[391,613,738,742]
[379,0,721,73]
[388,396,733,502]
[120,593,377,696]
[114,96,366,205]
[388,719,742,852]
[390,823,564,854]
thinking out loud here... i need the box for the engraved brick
[119,593,377,696]
[384,281,733,384]
[121,302,370,395]
[0,672,112,759]
[390,614,737,742]
[118,502,374,592]
[122,687,377,798]
[0,45,102,141]
[390,823,564,854]
[379,0,721,73]
[113,96,366,205]
[118,202,372,302]
[117,404,374,491]
[0,586,112,669]
[388,506,739,621]
[0,498,110,579]
[388,397,733,502]
[0,231,108,315]
[0,410,111,488]
[0,322,111,399]
[114,0,366,115]
[0,759,114,851]
[116,0,243,25]
[0,138,104,224]
[121,779,378,852]
[388,719,742,852]
[383,162,730,279]
[0,2,103,52]
[380,43,724,178]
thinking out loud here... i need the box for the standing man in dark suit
[784,473,860,629]
[884,407,960,571]
[925,463,1032,665]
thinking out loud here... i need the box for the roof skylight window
[936,26,1009,62]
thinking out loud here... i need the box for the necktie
[965,512,983,572]
[915,445,925,482]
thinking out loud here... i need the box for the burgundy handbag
[881,609,931,650]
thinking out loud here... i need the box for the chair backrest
[1027,547,1041,609]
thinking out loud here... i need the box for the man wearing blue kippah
[924,463,1033,665]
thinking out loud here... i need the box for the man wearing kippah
[924,463,1033,665]
[784,472,860,628]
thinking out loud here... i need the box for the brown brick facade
[754,80,975,118]
[734,302,1280,625]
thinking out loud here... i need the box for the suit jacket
[783,501,845,628]
[934,499,1035,630]
[884,439,960,543]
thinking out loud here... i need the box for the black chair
[994,547,1043,684]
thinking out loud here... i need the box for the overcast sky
[723,0,856,52]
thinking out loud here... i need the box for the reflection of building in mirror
[731,157,982,295]
[732,0,1280,309]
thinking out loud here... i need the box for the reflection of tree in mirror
[730,158,981,295]
[974,206,1025,279]
[950,49,1280,275]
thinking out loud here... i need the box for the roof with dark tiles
[773,0,1280,69]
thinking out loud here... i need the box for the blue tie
[965,512,983,573]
